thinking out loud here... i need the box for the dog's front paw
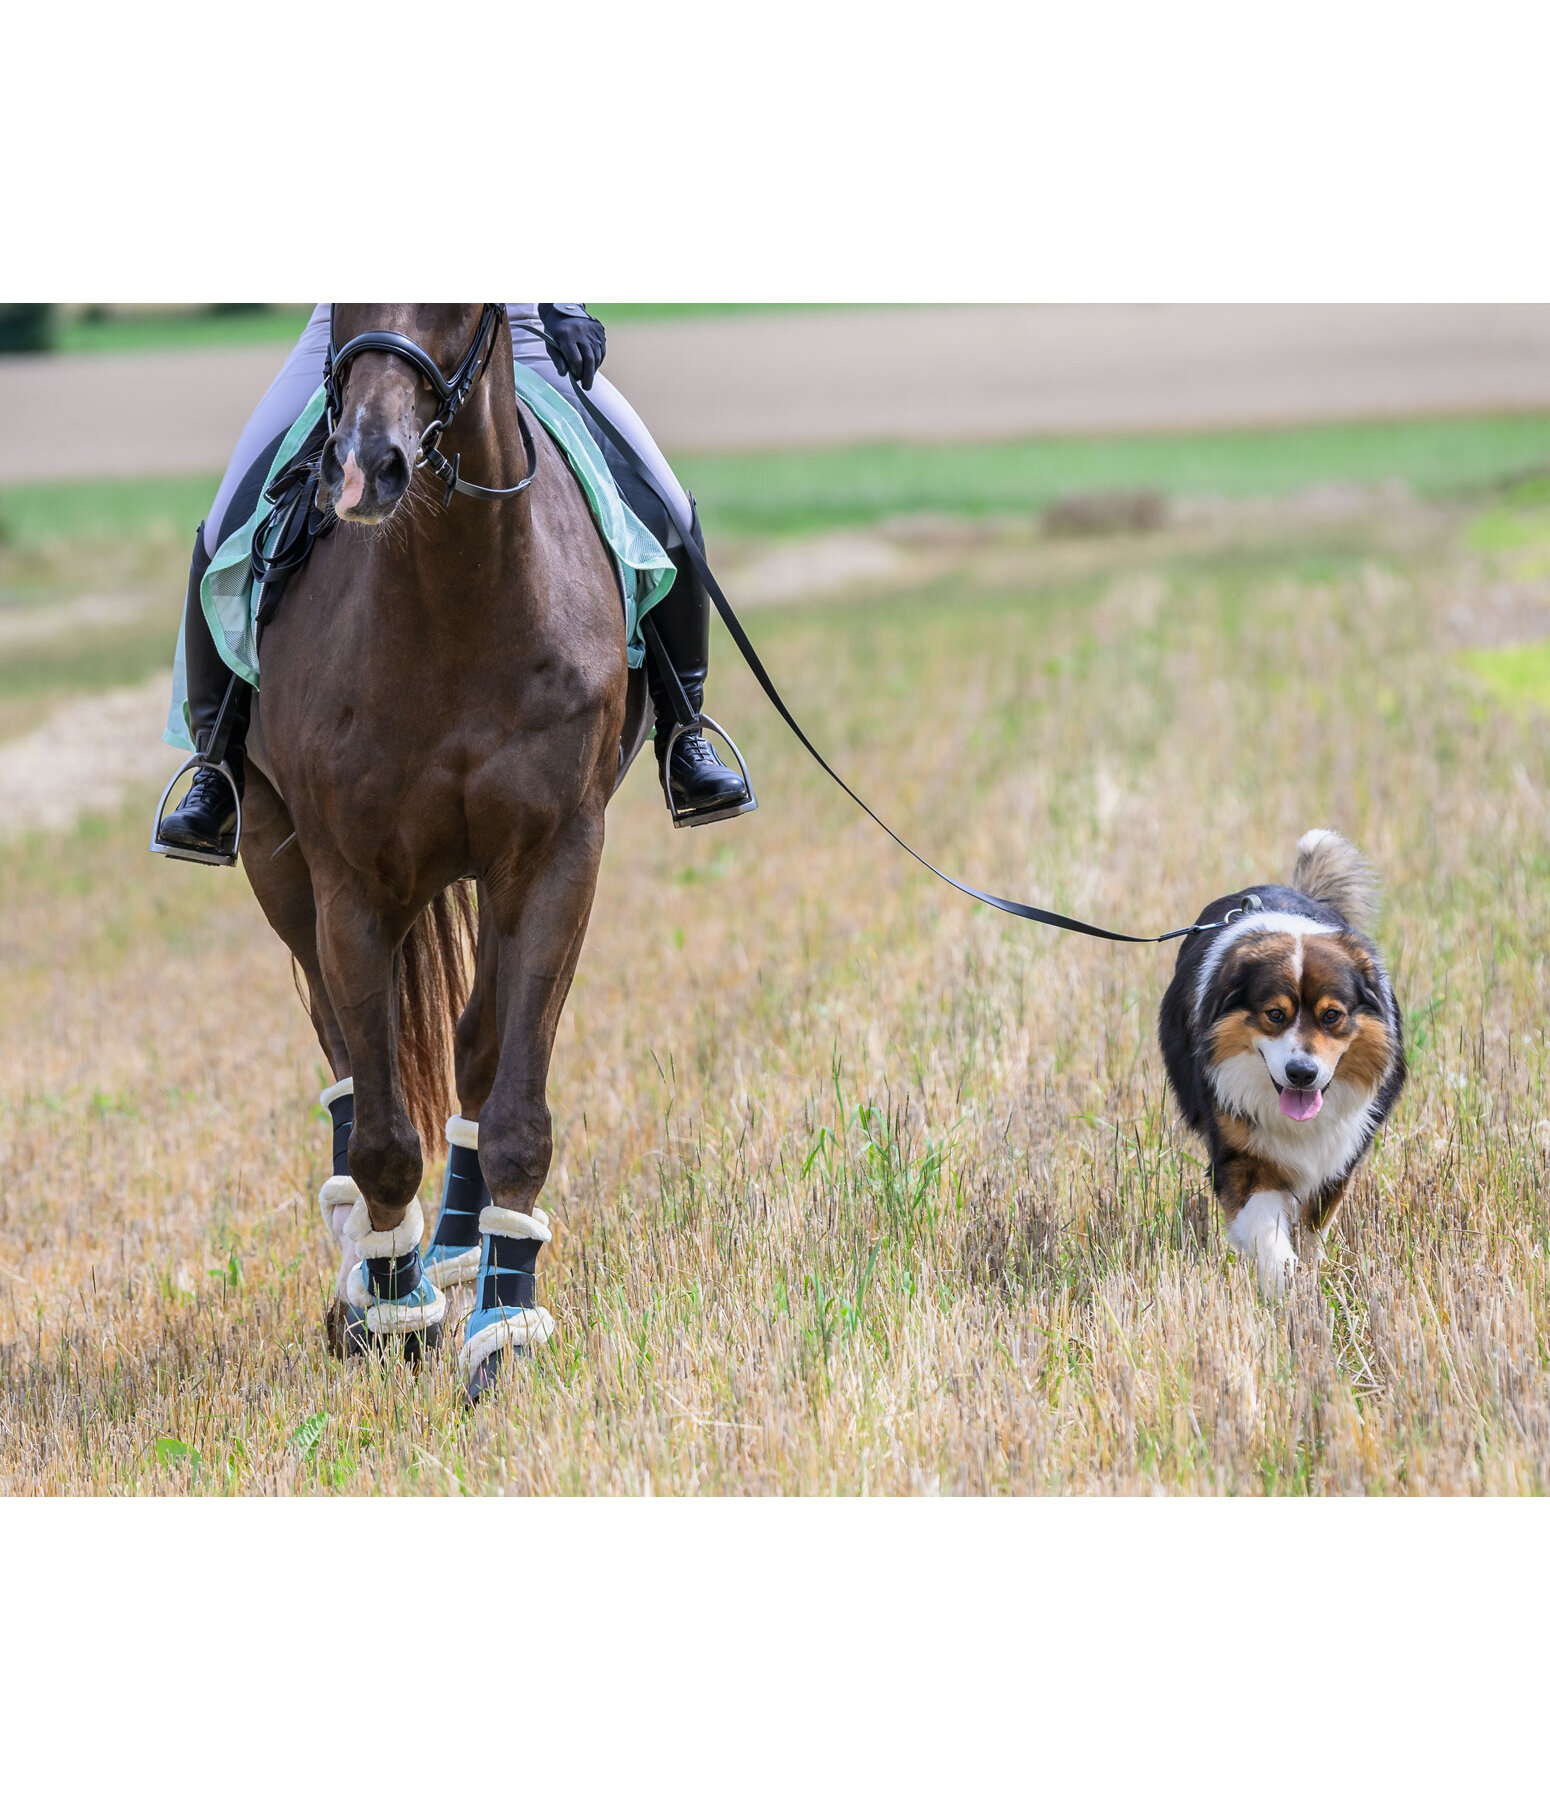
[1228,1191,1299,1297]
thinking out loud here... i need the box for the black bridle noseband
[324,303,537,506]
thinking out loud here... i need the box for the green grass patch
[0,608,182,707]
[593,303,843,327]
[0,474,215,548]
[9,412,1550,552]
[1461,640,1550,714]
[32,304,827,358]
[51,306,312,356]
[679,414,1550,536]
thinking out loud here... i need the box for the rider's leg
[202,304,333,559]
[509,315,753,821]
[156,524,250,853]
[160,306,333,854]
[648,504,757,822]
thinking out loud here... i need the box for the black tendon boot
[423,1115,490,1289]
[155,524,250,861]
[644,509,756,828]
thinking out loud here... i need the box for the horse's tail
[396,881,477,1151]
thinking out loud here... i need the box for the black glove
[538,304,606,390]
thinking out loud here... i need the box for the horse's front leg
[459,805,606,1401]
[238,767,361,1329]
[314,885,445,1357]
[420,887,501,1295]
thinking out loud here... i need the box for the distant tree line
[0,304,277,355]
[0,305,55,353]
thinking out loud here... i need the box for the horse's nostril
[376,447,409,498]
[320,438,344,486]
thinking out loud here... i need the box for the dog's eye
[1321,1007,1345,1028]
[1265,1007,1287,1026]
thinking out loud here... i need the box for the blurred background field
[0,305,1547,1493]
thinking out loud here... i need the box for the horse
[238,304,650,1400]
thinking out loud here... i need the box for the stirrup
[149,755,243,868]
[663,715,759,830]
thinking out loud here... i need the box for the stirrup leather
[662,716,758,830]
[149,756,243,868]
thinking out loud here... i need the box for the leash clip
[1221,893,1264,926]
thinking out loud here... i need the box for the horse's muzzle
[320,428,413,523]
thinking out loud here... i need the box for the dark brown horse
[240,304,649,1395]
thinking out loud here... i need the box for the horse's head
[318,304,495,524]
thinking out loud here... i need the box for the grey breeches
[202,304,692,557]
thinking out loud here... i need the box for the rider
[158,303,754,854]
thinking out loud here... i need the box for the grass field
[0,443,1548,1494]
[20,304,828,359]
[7,413,1550,552]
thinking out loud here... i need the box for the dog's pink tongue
[1279,1086,1324,1121]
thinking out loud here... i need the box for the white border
[7,3,1550,298]
[0,1501,1541,1792]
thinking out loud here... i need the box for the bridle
[324,303,538,506]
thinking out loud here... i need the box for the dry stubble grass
[1,504,1547,1494]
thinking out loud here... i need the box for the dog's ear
[1352,973,1384,1015]
[1345,944,1385,1014]
[1209,977,1246,1022]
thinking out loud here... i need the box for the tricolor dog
[1158,830,1406,1292]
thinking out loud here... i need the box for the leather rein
[324,302,538,506]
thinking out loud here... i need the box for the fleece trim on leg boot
[343,1198,446,1339]
[314,1077,367,1353]
[311,1079,367,1354]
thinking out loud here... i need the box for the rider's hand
[538,305,606,390]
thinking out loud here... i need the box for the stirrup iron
[663,715,759,830]
[149,756,243,868]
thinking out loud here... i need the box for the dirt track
[4,305,1550,484]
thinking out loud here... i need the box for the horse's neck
[374,370,537,607]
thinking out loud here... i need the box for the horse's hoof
[396,1322,443,1364]
[463,1347,504,1407]
[457,1302,556,1407]
[324,1300,370,1359]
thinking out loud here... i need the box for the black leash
[308,309,1222,948]
[511,328,1221,950]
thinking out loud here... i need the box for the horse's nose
[368,441,411,508]
[1283,1056,1320,1089]
[323,429,411,520]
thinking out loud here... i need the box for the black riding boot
[157,524,251,858]
[645,513,756,827]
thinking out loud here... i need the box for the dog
[1158,830,1406,1292]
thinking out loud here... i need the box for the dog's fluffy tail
[1292,828,1379,931]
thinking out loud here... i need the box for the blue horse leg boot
[344,1197,446,1358]
[422,1114,487,1289]
[317,1076,369,1357]
[459,1205,556,1403]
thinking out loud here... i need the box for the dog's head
[1199,922,1395,1126]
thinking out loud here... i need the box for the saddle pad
[164,363,675,752]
